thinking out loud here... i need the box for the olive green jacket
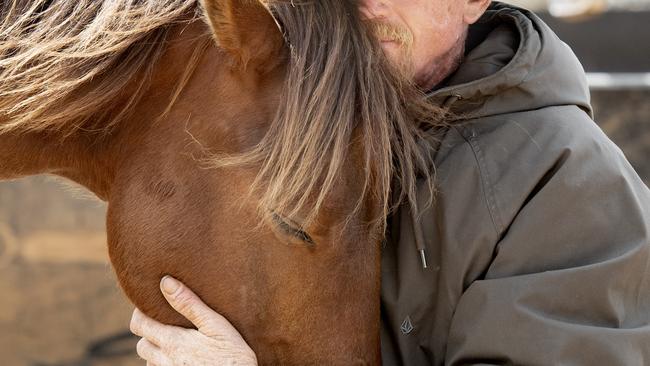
[380,2,650,365]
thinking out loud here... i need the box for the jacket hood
[427,1,593,119]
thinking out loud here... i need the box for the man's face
[358,0,471,87]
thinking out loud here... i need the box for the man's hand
[129,276,258,366]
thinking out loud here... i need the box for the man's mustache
[362,18,414,47]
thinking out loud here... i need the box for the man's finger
[136,337,169,365]
[160,275,231,335]
[130,308,171,347]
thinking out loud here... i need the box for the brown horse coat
[1,1,390,364]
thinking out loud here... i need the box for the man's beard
[362,18,416,82]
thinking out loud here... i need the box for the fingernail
[161,275,180,295]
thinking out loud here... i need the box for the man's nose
[358,0,389,20]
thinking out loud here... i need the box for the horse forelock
[211,0,451,232]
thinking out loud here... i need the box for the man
[131,0,650,364]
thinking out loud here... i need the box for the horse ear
[200,0,285,72]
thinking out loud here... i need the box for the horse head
[107,1,383,364]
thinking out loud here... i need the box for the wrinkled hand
[129,276,257,366]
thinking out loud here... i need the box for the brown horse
[0,0,446,364]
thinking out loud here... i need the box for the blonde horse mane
[0,0,450,232]
[0,0,203,134]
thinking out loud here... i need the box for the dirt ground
[0,177,141,366]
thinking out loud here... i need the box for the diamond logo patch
[400,316,414,334]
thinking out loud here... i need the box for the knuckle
[174,294,197,315]
[198,313,219,328]
[172,287,192,305]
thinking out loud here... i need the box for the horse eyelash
[271,212,315,246]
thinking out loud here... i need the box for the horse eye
[271,212,315,245]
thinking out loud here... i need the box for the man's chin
[382,49,416,83]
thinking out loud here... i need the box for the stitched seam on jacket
[453,125,502,236]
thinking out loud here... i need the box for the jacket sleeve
[445,116,650,366]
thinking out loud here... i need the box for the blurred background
[1,1,649,365]
[506,0,650,181]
